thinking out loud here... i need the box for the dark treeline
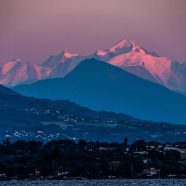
[0,138,186,180]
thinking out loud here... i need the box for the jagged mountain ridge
[0,59,51,86]
[92,39,186,94]
[0,52,84,86]
[1,39,186,95]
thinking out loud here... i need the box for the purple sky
[0,0,186,64]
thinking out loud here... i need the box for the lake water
[0,179,186,186]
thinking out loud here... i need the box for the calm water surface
[0,179,186,186]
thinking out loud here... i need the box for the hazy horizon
[0,0,186,64]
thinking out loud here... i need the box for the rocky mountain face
[0,52,83,86]
[0,59,50,86]
[92,40,186,94]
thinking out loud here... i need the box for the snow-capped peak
[59,51,79,63]
[1,38,186,95]
[62,50,79,58]
[10,58,22,63]
[92,39,173,87]
[95,50,107,56]
[0,59,23,74]
[42,50,80,68]
[109,39,133,51]
[94,39,143,58]
[108,39,142,54]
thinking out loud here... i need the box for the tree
[3,137,10,147]
[165,150,180,161]
[123,137,128,147]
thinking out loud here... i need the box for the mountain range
[1,39,186,95]
[14,59,186,124]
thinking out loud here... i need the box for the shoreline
[1,177,186,181]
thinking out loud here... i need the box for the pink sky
[0,0,186,64]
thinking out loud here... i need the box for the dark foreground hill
[14,59,186,124]
[0,84,185,142]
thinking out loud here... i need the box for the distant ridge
[14,58,186,124]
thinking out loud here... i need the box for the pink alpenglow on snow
[0,39,186,96]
